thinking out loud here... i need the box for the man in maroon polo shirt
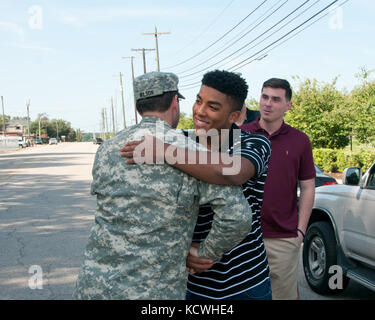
[241,78,315,300]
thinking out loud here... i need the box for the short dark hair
[136,91,177,114]
[201,70,248,111]
[262,78,292,101]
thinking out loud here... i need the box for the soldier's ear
[168,95,178,113]
[171,94,179,109]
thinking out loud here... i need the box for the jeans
[186,278,272,300]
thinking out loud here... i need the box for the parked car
[34,138,42,145]
[297,164,337,197]
[314,164,338,187]
[49,138,58,145]
[303,162,375,294]
[18,137,27,148]
[93,137,103,144]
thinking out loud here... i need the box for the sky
[0,0,374,134]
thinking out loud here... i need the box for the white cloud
[92,7,178,19]
[0,21,24,40]
[58,13,86,27]
[6,42,55,53]
[56,5,184,26]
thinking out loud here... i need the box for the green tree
[286,77,351,149]
[49,119,73,140]
[30,115,49,137]
[30,117,77,142]
[349,67,375,145]
[245,97,259,110]
[177,112,194,129]
[0,114,11,124]
[75,128,82,142]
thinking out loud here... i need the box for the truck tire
[303,221,349,294]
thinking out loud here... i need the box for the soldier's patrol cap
[133,71,185,101]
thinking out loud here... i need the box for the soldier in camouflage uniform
[73,72,252,300]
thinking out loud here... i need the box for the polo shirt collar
[252,119,290,138]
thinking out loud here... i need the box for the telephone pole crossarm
[131,48,155,74]
[142,26,171,72]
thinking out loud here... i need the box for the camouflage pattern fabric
[133,71,184,100]
[73,116,252,300]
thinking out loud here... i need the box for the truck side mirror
[342,167,361,186]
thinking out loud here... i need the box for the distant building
[0,119,36,138]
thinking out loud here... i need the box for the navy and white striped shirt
[185,124,272,299]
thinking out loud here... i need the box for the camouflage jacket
[73,117,252,300]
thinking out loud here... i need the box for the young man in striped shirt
[184,70,272,300]
[121,70,272,300]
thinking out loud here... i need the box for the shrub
[313,148,338,172]
[313,148,375,172]
[336,150,362,172]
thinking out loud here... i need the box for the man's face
[259,87,292,123]
[193,85,239,133]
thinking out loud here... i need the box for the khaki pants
[264,237,302,300]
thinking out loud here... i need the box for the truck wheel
[303,221,349,294]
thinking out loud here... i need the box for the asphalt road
[0,142,98,299]
[0,142,374,300]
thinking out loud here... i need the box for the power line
[171,0,237,57]
[204,0,286,63]
[227,0,340,71]
[232,0,321,60]
[179,54,269,90]
[178,0,314,81]
[179,0,313,79]
[230,0,350,71]
[179,55,268,90]
[165,0,269,69]
[177,0,290,77]
[179,0,345,89]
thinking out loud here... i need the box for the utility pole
[104,108,109,137]
[37,113,46,139]
[111,97,116,135]
[113,72,127,129]
[26,99,30,143]
[122,56,138,124]
[1,96,6,137]
[142,26,171,71]
[131,48,155,74]
[101,109,105,140]
[119,72,126,129]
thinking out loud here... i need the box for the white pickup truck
[303,161,375,294]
